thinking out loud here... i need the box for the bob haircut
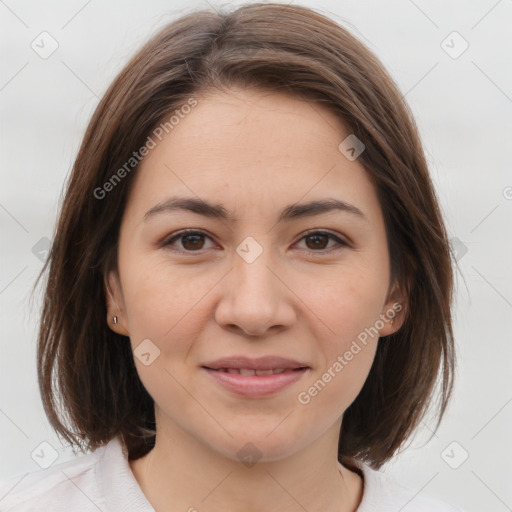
[33,2,456,470]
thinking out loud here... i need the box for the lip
[201,355,309,371]
[201,356,310,398]
[203,367,309,397]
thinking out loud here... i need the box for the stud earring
[113,316,118,325]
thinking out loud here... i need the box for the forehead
[123,88,382,224]
[170,87,347,156]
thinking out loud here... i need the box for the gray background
[1,1,511,511]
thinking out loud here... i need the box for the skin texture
[105,87,405,512]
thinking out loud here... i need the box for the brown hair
[33,2,456,470]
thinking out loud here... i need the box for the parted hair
[33,2,456,470]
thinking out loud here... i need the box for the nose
[214,245,297,337]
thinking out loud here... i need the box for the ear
[104,269,130,336]
[378,280,408,337]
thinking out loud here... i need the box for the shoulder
[0,440,109,511]
[0,436,153,511]
[355,461,467,512]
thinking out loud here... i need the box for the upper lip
[201,356,310,371]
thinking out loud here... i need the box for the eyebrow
[143,196,367,223]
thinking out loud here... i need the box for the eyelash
[161,229,349,255]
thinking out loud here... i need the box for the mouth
[200,356,310,397]
[201,355,310,372]
[201,354,312,398]
[202,367,309,376]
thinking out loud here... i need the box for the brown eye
[181,233,205,250]
[305,233,329,250]
[162,229,348,255]
[163,230,215,252]
[296,231,348,253]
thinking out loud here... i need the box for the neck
[129,420,363,512]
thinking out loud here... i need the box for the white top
[0,436,465,511]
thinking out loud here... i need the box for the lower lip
[202,368,309,397]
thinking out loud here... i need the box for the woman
[0,3,464,511]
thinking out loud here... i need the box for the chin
[203,425,310,465]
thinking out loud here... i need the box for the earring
[113,316,118,325]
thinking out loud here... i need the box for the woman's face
[106,87,404,462]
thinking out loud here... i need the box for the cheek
[121,255,215,341]
[298,267,386,410]
[299,314,379,418]
[119,258,211,418]
[304,260,388,341]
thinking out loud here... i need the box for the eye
[294,230,348,253]
[162,229,348,254]
[162,229,216,253]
